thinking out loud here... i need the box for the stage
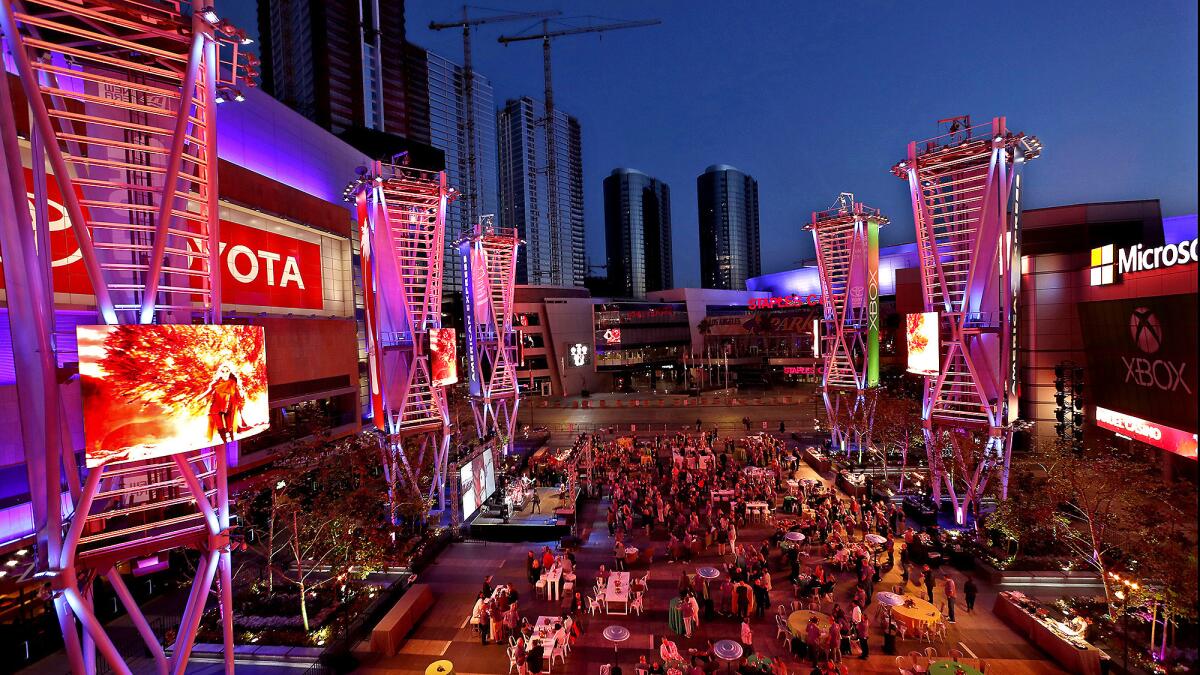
[467,486,578,542]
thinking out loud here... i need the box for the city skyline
[223,0,1198,286]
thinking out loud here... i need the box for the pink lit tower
[458,216,522,468]
[892,116,1042,524]
[0,2,256,673]
[805,194,887,459]
[353,159,456,526]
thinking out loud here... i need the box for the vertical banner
[459,240,483,398]
[866,217,881,386]
[906,312,940,376]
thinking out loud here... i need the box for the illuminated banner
[905,312,939,376]
[748,294,822,310]
[77,324,269,468]
[2,169,326,311]
[599,328,622,345]
[430,327,458,387]
[189,218,324,310]
[1096,406,1197,459]
[459,448,495,518]
[1079,296,1197,432]
[783,365,822,376]
[866,217,881,386]
[0,168,93,295]
[459,243,483,398]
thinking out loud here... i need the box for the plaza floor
[353,453,1067,675]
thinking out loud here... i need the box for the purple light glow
[747,242,918,298]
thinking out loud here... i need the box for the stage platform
[467,487,578,542]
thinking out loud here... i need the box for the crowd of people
[473,430,973,675]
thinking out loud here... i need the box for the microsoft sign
[1090,238,1199,286]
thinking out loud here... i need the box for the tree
[998,440,1175,610]
[871,391,922,490]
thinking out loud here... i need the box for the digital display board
[429,327,458,387]
[905,312,939,376]
[77,324,269,467]
[1079,295,1197,435]
[459,449,496,518]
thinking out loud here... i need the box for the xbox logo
[1129,307,1161,354]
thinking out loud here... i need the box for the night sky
[224,1,1198,287]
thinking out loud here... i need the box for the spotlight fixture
[198,6,219,24]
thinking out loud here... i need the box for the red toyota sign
[190,218,324,310]
[4,168,326,311]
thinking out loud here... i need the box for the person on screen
[202,362,247,444]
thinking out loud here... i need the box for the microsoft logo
[1090,244,1114,285]
[1090,238,1199,286]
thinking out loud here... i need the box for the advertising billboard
[1079,295,1198,434]
[77,324,269,468]
[459,448,496,518]
[905,312,939,376]
[1095,406,1197,459]
[429,327,458,387]
[2,167,327,311]
[188,218,324,310]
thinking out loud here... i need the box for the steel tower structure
[892,116,1041,524]
[353,159,456,525]
[805,193,887,458]
[0,2,254,673]
[458,218,521,463]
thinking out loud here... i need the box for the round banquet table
[864,533,887,545]
[425,660,454,675]
[785,531,806,543]
[927,660,984,675]
[697,566,721,580]
[713,639,743,669]
[668,597,685,635]
[625,547,639,564]
[875,591,905,606]
[787,610,832,637]
[891,595,943,631]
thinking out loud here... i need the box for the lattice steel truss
[354,160,455,525]
[804,193,886,458]
[892,116,1041,524]
[458,219,521,467]
[0,2,254,673]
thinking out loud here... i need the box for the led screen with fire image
[905,312,940,376]
[77,324,269,468]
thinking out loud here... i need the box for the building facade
[425,51,498,296]
[697,164,760,290]
[604,169,672,298]
[257,0,423,139]
[498,97,586,287]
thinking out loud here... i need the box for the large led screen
[1079,296,1198,434]
[78,324,269,467]
[430,327,458,387]
[905,312,939,376]
[459,449,496,518]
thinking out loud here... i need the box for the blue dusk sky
[226,1,1198,287]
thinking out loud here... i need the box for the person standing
[614,540,626,571]
[532,489,542,513]
[856,616,870,659]
[964,576,978,613]
[945,574,958,623]
[923,565,935,603]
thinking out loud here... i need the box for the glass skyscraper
[603,169,672,298]
[497,97,585,287]
[425,51,498,295]
[697,164,760,290]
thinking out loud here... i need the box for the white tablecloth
[605,571,631,614]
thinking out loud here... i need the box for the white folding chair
[550,637,567,668]
[775,615,789,644]
[507,647,517,674]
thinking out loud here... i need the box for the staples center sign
[1,168,325,310]
[748,294,822,310]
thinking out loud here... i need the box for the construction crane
[429,8,561,235]
[499,17,660,285]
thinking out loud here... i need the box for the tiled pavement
[352,459,1067,675]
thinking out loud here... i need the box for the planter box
[975,557,1103,590]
